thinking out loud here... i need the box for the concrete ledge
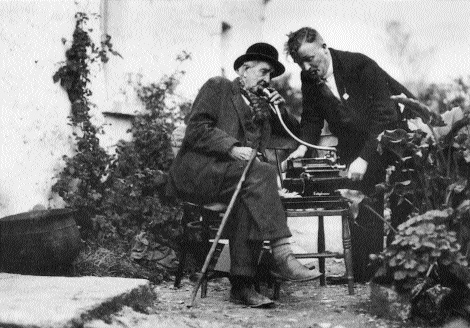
[0,273,156,328]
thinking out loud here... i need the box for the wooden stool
[279,198,355,295]
[174,202,283,299]
[174,201,228,298]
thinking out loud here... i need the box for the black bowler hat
[233,42,285,78]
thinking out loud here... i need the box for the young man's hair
[285,27,323,57]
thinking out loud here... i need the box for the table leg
[318,215,325,286]
[342,213,354,295]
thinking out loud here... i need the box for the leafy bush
[371,209,467,290]
[418,76,470,115]
[101,54,192,246]
[372,92,470,292]
[377,92,470,229]
[70,66,190,276]
[52,11,191,279]
[378,127,448,217]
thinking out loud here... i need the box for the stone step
[0,273,156,328]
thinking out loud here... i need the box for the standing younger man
[285,27,414,282]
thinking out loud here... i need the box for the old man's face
[240,61,274,92]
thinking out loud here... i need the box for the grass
[72,243,167,284]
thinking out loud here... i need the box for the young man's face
[241,61,274,91]
[293,42,330,79]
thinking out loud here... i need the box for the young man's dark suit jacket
[300,48,414,282]
[300,48,414,192]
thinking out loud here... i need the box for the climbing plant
[51,11,193,281]
[51,12,121,232]
[52,12,193,276]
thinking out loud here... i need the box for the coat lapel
[230,78,250,138]
[330,49,347,102]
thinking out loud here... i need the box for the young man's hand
[280,145,308,171]
[287,145,307,160]
[347,157,368,181]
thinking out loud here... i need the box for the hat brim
[233,53,285,78]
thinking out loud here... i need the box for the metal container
[0,208,81,274]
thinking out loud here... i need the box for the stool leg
[174,250,187,288]
[273,280,281,300]
[318,215,326,286]
[342,213,354,295]
[200,210,212,299]
[174,207,193,288]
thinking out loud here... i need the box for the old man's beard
[239,80,271,124]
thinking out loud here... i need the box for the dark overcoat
[167,76,272,204]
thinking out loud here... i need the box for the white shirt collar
[323,51,341,100]
[325,50,334,80]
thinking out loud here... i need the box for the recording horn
[255,82,337,153]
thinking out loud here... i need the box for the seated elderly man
[166,43,321,308]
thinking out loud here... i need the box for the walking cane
[188,148,258,308]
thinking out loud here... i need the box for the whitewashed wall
[0,0,265,217]
[103,0,264,102]
[0,0,104,217]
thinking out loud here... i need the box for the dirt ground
[83,259,452,328]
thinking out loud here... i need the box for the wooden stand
[281,199,355,295]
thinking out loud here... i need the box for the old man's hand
[229,146,255,161]
[262,87,285,107]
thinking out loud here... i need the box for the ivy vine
[52,12,121,224]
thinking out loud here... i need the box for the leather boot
[229,276,274,308]
[270,238,323,282]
